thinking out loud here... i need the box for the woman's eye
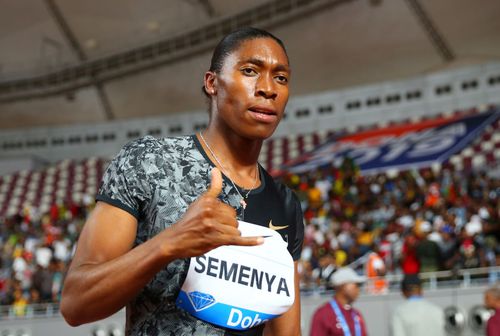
[242,68,257,75]
[276,75,288,84]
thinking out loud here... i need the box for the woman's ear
[204,71,217,96]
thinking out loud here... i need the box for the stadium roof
[0,0,499,130]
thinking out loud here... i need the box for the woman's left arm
[264,261,301,336]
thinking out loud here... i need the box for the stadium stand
[0,158,106,218]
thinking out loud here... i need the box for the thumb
[205,167,223,198]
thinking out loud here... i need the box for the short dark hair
[401,274,422,292]
[209,27,287,73]
[203,27,288,96]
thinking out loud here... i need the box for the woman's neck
[201,127,262,167]
[198,128,262,187]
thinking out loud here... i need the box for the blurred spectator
[391,274,444,336]
[415,221,441,273]
[11,288,28,317]
[484,284,500,336]
[400,232,420,275]
[378,234,394,272]
[437,225,457,269]
[310,267,368,336]
[365,244,388,294]
[35,243,53,269]
[32,264,53,303]
[29,288,41,305]
[312,252,337,290]
[51,259,65,302]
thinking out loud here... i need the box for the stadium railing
[300,266,500,296]
[2,266,499,320]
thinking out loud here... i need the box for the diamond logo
[187,291,216,312]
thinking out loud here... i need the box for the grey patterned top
[96,135,303,336]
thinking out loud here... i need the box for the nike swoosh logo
[268,220,288,231]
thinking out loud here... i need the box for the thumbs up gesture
[163,168,263,259]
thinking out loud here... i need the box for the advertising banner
[284,108,499,174]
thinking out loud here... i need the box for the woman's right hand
[161,168,263,258]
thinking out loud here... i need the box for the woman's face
[208,37,290,140]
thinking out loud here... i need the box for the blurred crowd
[0,200,93,317]
[0,159,499,315]
[279,159,500,293]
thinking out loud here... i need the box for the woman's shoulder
[260,168,301,206]
[271,177,299,203]
[121,135,195,157]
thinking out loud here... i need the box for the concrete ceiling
[0,0,499,130]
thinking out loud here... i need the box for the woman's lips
[248,106,278,123]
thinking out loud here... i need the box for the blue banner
[285,108,499,174]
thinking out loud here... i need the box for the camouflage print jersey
[96,135,304,336]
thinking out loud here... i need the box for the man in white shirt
[391,275,444,336]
